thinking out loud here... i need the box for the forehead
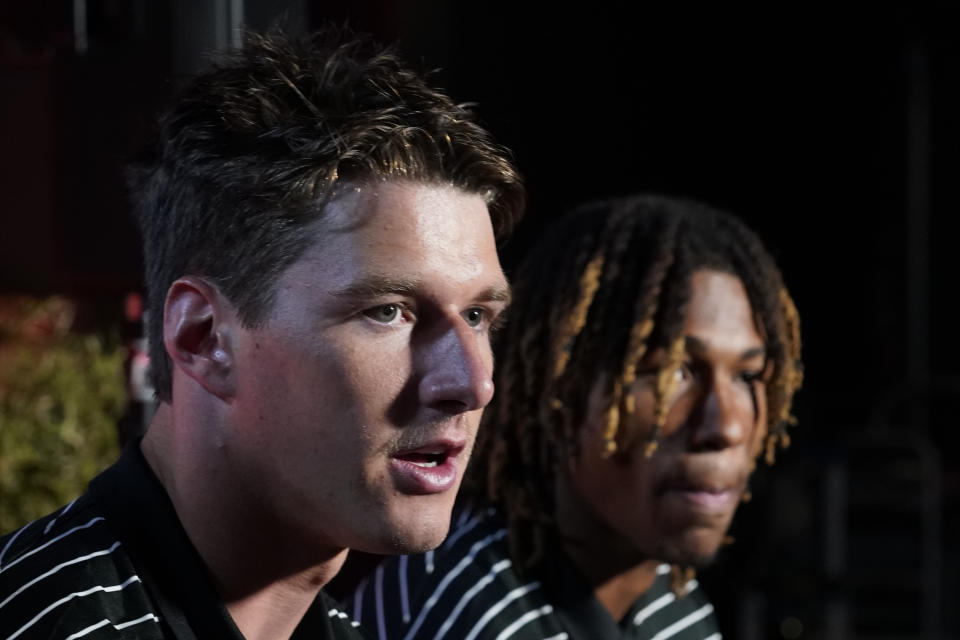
[294,180,503,292]
[325,178,483,235]
[682,269,763,351]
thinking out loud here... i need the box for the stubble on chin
[375,503,453,556]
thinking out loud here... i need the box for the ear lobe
[163,278,237,400]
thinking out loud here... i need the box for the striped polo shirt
[347,504,721,640]
[0,442,367,640]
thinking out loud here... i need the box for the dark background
[2,2,957,638]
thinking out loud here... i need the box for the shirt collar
[88,439,246,640]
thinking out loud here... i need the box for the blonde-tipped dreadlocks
[468,194,803,589]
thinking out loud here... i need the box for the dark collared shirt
[347,503,721,640]
[0,442,366,640]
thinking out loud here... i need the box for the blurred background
[1,2,957,638]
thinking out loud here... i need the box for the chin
[368,499,454,555]
[656,530,726,569]
[658,547,719,570]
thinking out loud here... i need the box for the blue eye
[364,304,402,324]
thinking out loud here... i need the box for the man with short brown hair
[0,28,523,640]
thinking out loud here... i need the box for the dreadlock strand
[760,287,803,467]
[669,565,697,598]
[764,433,779,465]
[617,230,681,455]
[779,286,805,409]
[601,379,623,457]
[621,318,655,400]
[619,335,653,432]
[647,335,686,457]
[552,254,605,380]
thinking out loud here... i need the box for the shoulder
[628,565,721,640]
[0,494,164,639]
[348,503,565,640]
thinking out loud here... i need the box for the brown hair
[128,27,524,402]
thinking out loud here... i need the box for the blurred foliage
[0,296,124,534]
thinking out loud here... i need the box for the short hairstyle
[470,194,802,572]
[128,28,525,403]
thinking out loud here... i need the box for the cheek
[315,334,411,410]
[571,435,658,511]
[719,378,767,454]
[570,452,662,549]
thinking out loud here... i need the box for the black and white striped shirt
[0,442,367,640]
[347,504,721,640]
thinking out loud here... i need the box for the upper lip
[666,482,734,494]
[392,437,467,459]
[657,468,744,496]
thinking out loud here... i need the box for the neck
[141,403,348,640]
[224,560,347,640]
[561,532,660,622]
[554,473,660,623]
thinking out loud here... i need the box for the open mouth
[396,450,449,468]
[393,439,465,467]
[390,441,466,494]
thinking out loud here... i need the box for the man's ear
[163,277,237,400]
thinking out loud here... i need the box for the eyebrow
[333,276,420,300]
[333,275,512,305]
[684,335,766,361]
[477,283,512,305]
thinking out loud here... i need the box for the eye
[463,307,486,328]
[739,369,765,385]
[362,303,410,325]
[672,363,693,384]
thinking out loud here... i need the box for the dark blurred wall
[0,2,168,294]
[1,2,957,638]
[0,0,307,295]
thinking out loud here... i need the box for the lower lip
[389,456,460,495]
[668,489,736,512]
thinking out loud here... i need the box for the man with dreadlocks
[346,194,802,640]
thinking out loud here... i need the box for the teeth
[411,460,439,468]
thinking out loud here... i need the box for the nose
[688,376,750,451]
[418,319,494,413]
